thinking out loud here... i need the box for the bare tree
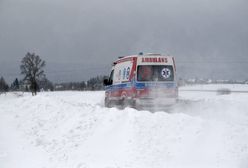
[20,52,46,95]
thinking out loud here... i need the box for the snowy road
[1,84,248,168]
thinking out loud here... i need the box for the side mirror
[103,79,109,86]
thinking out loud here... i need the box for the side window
[122,66,131,82]
[112,60,133,84]
[109,70,114,85]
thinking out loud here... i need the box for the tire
[129,99,136,108]
[119,97,126,108]
[104,97,111,108]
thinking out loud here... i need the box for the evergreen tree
[0,76,9,93]
[10,78,20,91]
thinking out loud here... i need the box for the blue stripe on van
[135,82,176,89]
[105,83,132,91]
[105,82,176,91]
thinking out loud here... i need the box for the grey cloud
[0,0,247,82]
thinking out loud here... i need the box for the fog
[0,0,247,82]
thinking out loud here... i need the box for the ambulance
[103,53,178,109]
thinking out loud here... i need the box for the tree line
[0,52,107,95]
[0,77,53,93]
[54,75,107,91]
[0,75,107,94]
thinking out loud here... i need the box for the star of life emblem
[161,68,171,79]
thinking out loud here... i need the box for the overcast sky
[0,0,247,83]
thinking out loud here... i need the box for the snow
[1,85,248,168]
[180,84,248,92]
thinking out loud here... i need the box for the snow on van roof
[117,53,171,59]
[113,54,173,65]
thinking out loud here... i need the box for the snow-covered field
[1,84,248,168]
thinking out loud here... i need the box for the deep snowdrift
[1,84,248,168]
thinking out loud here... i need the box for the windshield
[137,65,174,82]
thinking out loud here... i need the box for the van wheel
[120,92,128,108]
[130,100,136,108]
[105,97,111,108]
[120,97,129,108]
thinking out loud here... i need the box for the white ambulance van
[103,53,178,109]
